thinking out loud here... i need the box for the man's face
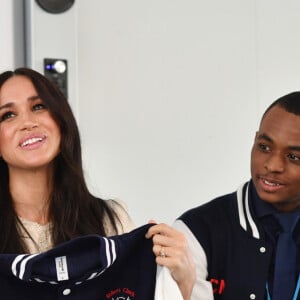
[251,105,300,212]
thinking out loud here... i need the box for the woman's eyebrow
[0,95,41,111]
[0,102,14,111]
[27,95,40,101]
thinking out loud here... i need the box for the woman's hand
[145,222,196,300]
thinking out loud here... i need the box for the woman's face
[0,75,61,171]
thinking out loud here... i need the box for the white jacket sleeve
[155,265,183,300]
[173,219,214,300]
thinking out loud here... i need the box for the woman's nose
[20,112,38,131]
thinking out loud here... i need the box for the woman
[0,68,195,299]
[0,67,135,254]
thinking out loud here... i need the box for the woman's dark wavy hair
[0,68,121,253]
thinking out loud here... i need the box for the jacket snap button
[63,288,71,296]
[249,293,256,299]
[259,247,266,253]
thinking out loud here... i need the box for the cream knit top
[17,200,135,254]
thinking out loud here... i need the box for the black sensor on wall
[35,0,75,14]
[44,58,68,98]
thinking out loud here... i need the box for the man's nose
[264,152,285,173]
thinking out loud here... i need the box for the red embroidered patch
[105,287,136,300]
[210,278,225,294]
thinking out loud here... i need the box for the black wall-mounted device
[44,58,68,98]
[25,0,77,113]
[35,0,75,14]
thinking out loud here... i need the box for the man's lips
[259,177,284,192]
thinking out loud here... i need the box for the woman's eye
[0,111,16,122]
[33,103,47,111]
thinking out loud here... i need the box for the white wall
[24,0,79,118]
[0,0,25,70]
[77,1,258,225]
[0,1,15,70]
[256,1,300,114]
[76,1,300,226]
[2,1,300,226]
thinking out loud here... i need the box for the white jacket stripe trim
[103,237,116,268]
[244,184,260,239]
[110,239,116,263]
[11,254,27,276]
[237,184,247,231]
[104,237,111,267]
[19,253,39,279]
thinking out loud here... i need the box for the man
[174,92,300,299]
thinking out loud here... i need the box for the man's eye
[288,153,300,161]
[0,112,15,122]
[258,143,270,152]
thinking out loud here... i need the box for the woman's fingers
[146,222,196,299]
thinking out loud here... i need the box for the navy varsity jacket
[179,181,274,300]
[0,224,156,300]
